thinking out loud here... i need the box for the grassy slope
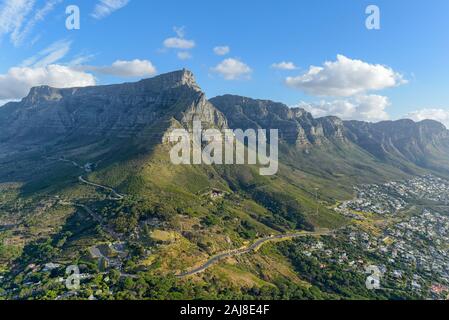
[0,128,444,295]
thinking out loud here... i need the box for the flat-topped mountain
[0,70,225,144]
[1,69,448,177]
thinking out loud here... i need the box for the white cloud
[0,0,35,44]
[296,94,390,122]
[11,0,61,46]
[83,59,157,77]
[0,64,96,100]
[405,108,449,128]
[163,37,195,50]
[271,61,297,70]
[21,39,71,67]
[91,0,130,19]
[163,26,195,52]
[211,58,252,80]
[214,46,230,56]
[286,55,406,97]
[68,53,96,66]
[177,51,192,60]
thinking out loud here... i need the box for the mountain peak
[417,119,447,130]
[144,69,200,92]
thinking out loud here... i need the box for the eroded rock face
[208,94,449,172]
[344,119,449,162]
[0,70,226,145]
[209,95,346,147]
[1,69,448,173]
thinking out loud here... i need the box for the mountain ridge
[1,69,449,181]
[1,69,446,139]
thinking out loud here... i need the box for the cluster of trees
[0,241,22,263]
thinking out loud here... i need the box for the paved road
[52,156,140,277]
[49,156,125,200]
[78,176,125,200]
[176,230,332,278]
[55,158,125,239]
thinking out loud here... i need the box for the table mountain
[0,69,226,146]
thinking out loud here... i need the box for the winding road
[52,157,126,240]
[48,156,125,200]
[78,176,125,200]
[52,155,334,280]
[176,229,333,278]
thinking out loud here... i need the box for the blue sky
[1,0,449,125]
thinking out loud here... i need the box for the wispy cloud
[0,0,36,44]
[177,51,192,60]
[67,53,96,67]
[91,0,130,19]
[81,59,157,77]
[21,39,71,67]
[11,0,61,46]
[214,46,230,56]
[271,61,298,70]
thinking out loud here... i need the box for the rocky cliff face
[209,94,449,173]
[1,70,448,174]
[0,70,226,145]
[344,119,449,166]
[209,95,346,147]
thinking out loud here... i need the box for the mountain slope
[210,94,449,182]
[344,119,449,174]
